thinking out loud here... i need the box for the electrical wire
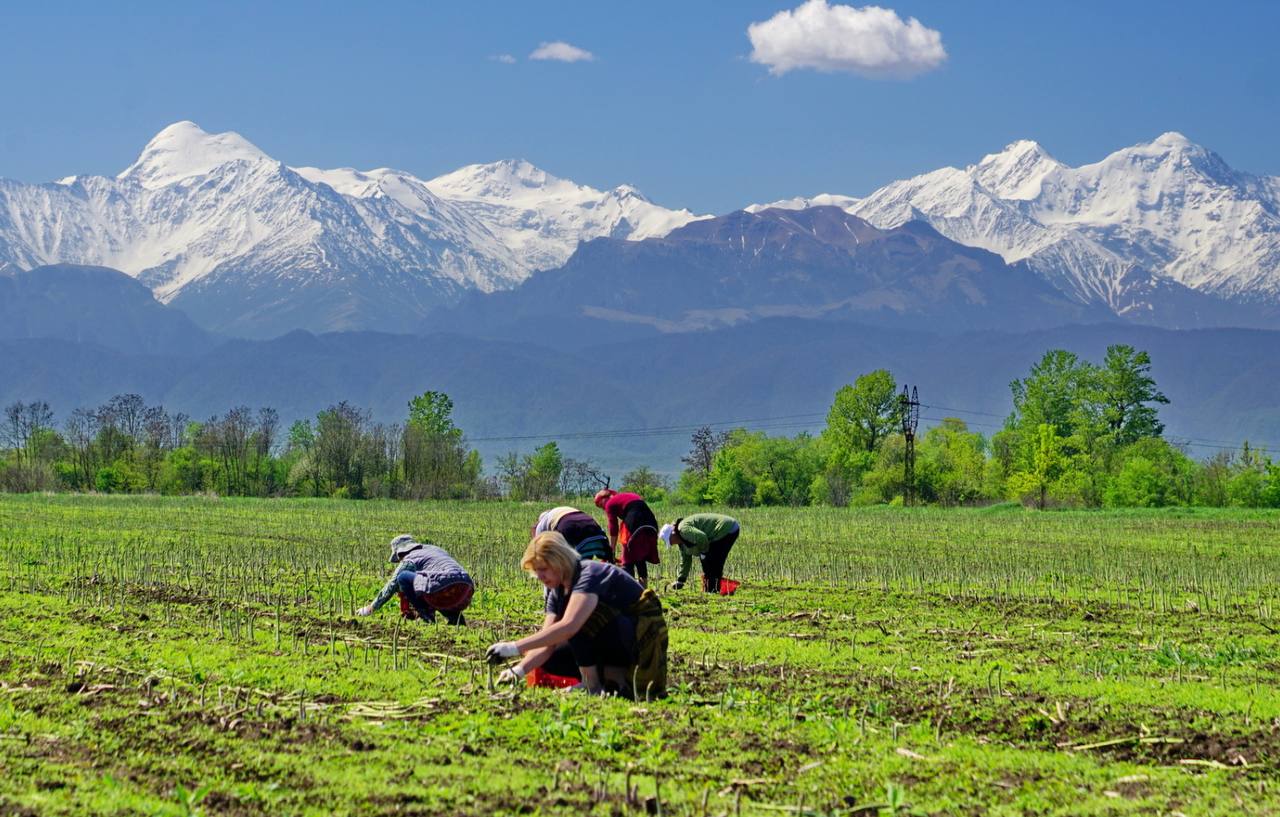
[467,403,1278,455]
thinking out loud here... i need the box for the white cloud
[490,54,517,64]
[529,41,596,63]
[747,1,946,79]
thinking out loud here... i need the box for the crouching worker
[533,506,614,562]
[356,535,474,625]
[660,514,740,593]
[486,532,668,698]
[594,489,660,586]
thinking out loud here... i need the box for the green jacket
[675,513,739,583]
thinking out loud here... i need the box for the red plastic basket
[701,576,741,595]
[526,667,580,689]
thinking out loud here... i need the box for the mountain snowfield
[0,122,703,336]
[424,160,705,273]
[2,123,1279,336]
[754,133,1280,322]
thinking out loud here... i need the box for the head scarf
[593,488,616,509]
[534,507,580,536]
[659,523,675,549]
[534,511,554,536]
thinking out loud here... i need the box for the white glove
[497,666,527,684]
[486,642,521,662]
[355,605,374,617]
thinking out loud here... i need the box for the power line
[466,402,1278,456]
[921,402,1006,419]
[467,412,826,443]
[920,413,1279,453]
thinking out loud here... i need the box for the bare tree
[3,401,53,466]
[383,422,404,498]
[140,405,173,490]
[255,408,279,459]
[495,452,524,499]
[682,425,729,478]
[217,406,253,495]
[143,406,172,452]
[94,398,130,463]
[106,394,147,441]
[314,401,368,496]
[2,403,22,461]
[64,408,99,488]
[252,407,280,494]
[169,412,191,450]
[560,458,610,497]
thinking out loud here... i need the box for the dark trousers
[622,561,648,585]
[702,527,739,593]
[396,571,467,625]
[541,610,637,679]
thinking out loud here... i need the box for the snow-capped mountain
[0,122,703,336]
[744,193,862,213]
[753,134,1280,326]
[5,123,1278,337]
[423,159,706,274]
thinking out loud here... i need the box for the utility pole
[900,386,919,506]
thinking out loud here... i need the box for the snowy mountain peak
[425,160,706,268]
[744,193,863,214]
[427,159,576,203]
[118,121,271,189]
[971,139,1063,200]
[1089,131,1239,190]
[989,139,1049,159]
[1108,131,1216,166]
[490,158,554,186]
[611,184,649,202]
[1153,131,1193,148]
[0,124,706,336]
[292,165,427,199]
[845,132,1280,315]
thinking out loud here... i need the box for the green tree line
[0,389,661,502]
[4,345,1278,507]
[673,345,1280,509]
[1,392,512,500]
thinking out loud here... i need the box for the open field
[1,495,1278,816]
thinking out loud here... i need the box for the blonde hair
[521,531,581,581]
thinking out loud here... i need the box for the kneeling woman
[486,532,668,698]
[356,535,474,625]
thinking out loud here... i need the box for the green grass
[0,494,1277,815]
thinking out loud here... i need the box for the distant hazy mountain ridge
[0,264,218,356]
[432,206,1111,344]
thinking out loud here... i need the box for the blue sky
[1,0,1276,213]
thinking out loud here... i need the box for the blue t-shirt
[544,560,643,619]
